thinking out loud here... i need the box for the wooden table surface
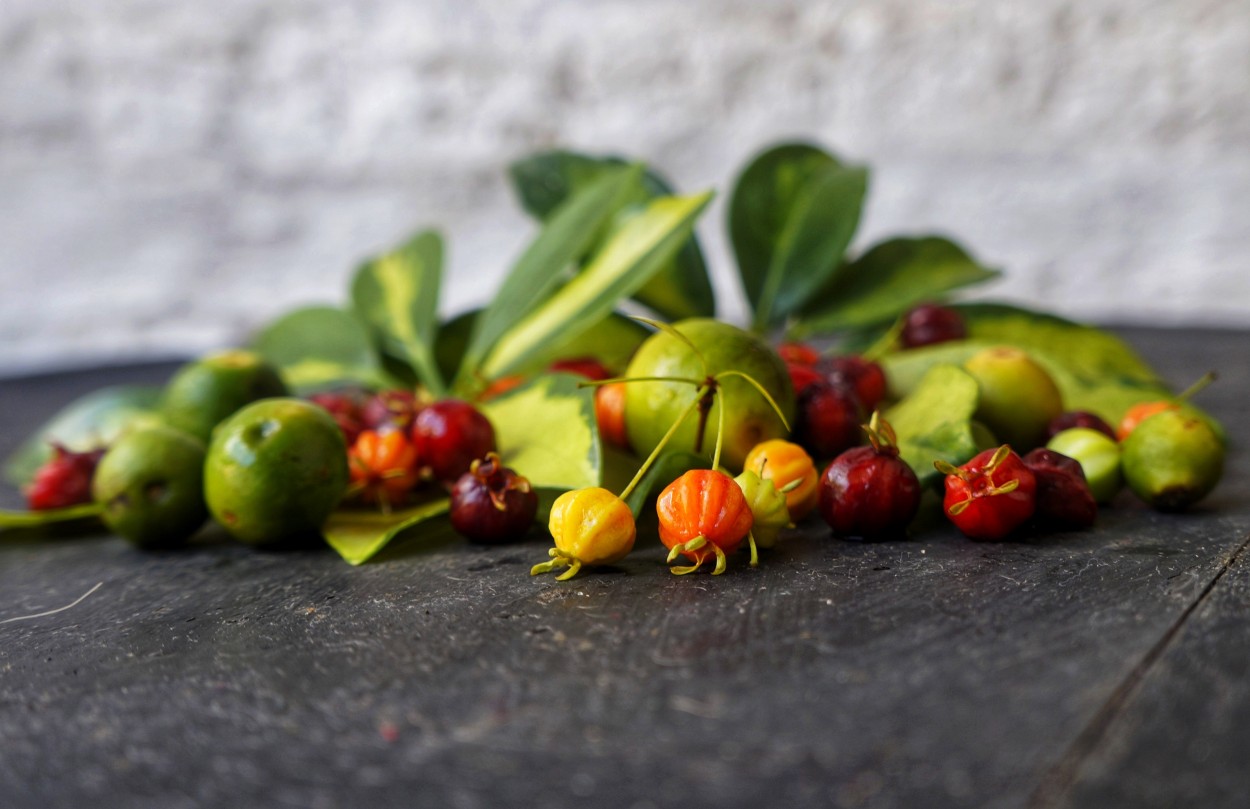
[1,328,1247,809]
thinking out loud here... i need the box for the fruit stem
[714,370,792,432]
[618,385,709,503]
[576,375,704,389]
[711,382,727,472]
[1175,371,1217,403]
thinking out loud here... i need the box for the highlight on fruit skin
[656,469,755,575]
[531,487,636,581]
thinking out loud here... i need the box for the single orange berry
[531,487,636,581]
[742,439,818,521]
[595,382,630,450]
[1116,401,1177,442]
[657,469,755,575]
[347,429,421,509]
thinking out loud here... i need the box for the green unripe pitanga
[162,350,288,442]
[963,347,1063,450]
[92,424,209,548]
[623,319,795,472]
[1121,409,1224,512]
[204,398,349,545]
[1047,427,1123,504]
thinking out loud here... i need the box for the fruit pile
[0,141,1227,576]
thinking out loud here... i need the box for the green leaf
[350,230,446,395]
[956,303,1161,388]
[879,303,1177,425]
[0,503,103,530]
[729,143,865,329]
[322,497,450,565]
[478,191,714,380]
[456,165,644,389]
[885,364,982,488]
[480,373,601,493]
[253,306,392,394]
[791,237,1000,337]
[510,150,716,321]
[3,386,162,486]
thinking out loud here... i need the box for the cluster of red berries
[780,343,888,461]
[309,389,537,543]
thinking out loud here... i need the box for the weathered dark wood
[0,330,1246,809]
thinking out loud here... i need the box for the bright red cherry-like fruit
[26,444,106,511]
[411,399,497,484]
[818,413,920,539]
[1022,448,1097,529]
[450,453,538,543]
[794,381,863,460]
[901,303,966,349]
[826,355,888,412]
[787,362,825,396]
[308,389,368,445]
[937,445,1037,541]
[777,342,822,367]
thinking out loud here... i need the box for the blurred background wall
[1,0,1247,375]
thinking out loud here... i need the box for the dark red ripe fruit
[26,444,106,511]
[787,362,825,396]
[412,399,497,484]
[309,389,367,445]
[450,453,538,543]
[901,303,967,349]
[549,357,612,381]
[819,447,921,540]
[361,389,421,433]
[778,342,821,366]
[826,356,888,412]
[1023,448,1098,529]
[1044,410,1116,442]
[939,446,1037,541]
[795,381,863,459]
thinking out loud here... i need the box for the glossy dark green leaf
[885,364,982,488]
[322,497,450,566]
[350,229,446,395]
[509,150,716,321]
[792,237,1000,337]
[729,143,867,329]
[455,165,643,390]
[252,306,393,394]
[0,503,104,531]
[478,191,713,380]
[3,386,162,486]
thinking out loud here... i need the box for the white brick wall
[2,0,1248,374]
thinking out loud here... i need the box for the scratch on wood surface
[1028,532,1250,808]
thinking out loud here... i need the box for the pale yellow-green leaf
[481,373,601,492]
[322,498,451,566]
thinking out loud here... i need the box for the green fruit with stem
[92,424,208,548]
[205,398,349,545]
[1047,427,1123,503]
[623,318,795,471]
[963,347,1063,450]
[1121,409,1224,512]
[162,350,288,442]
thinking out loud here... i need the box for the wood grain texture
[0,329,1245,809]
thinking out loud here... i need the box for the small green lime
[1047,427,1123,503]
[1122,409,1224,512]
[92,424,208,548]
[205,398,349,545]
[162,350,288,442]
[624,319,795,471]
[963,347,1063,450]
